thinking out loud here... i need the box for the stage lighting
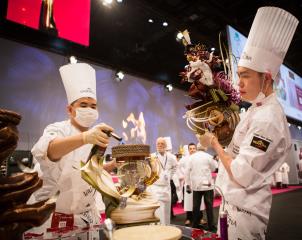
[211,47,215,52]
[115,71,125,82]
[165,84,173,92]
[163,21,168,27]
[69,56,77,64]
[298,126,301,130]
[103,0,113,6]
[148,19,154,23]
[117,0,123,2]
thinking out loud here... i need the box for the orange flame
[122,112,147,144]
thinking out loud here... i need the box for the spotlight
[102,0,113,6]
[69,56,77,64]
[176,32,184,41]
[115,71,124,82]
[298,126,301,130]
[225,58,229,64]
[165,84,173,92]
[211,47,215,52]
[117,0,123,2]
[288,123,291,127]
[148,19,154,23]
[162,21,168,27]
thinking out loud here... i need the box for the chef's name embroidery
[232,144,240,155]
[226,212,237,227]
[241,51,252,61]
[235,206,252,216]
[250,136,270,152]
[80,87,95,94]
[81,211,93,224]
[83,186,94,197]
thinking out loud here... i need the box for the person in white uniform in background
[148,137,178,225]
[297,156,302,183]
[174,151,184,203]
[274,168,283,189]
[198,7,298,239]
[26,63,116,235]
[179,143,205,226]
[280,162,290,188]
[163,137,180,218]
[185,148,217,231]
[177,144,189,203]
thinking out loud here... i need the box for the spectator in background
[148,137,178,225]
[274,168,283,189]
[297,156,302,183]
[179,143,205,226]
[280,162,290,188]
[185,147,217,231]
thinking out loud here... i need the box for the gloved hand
[196,132,216,149]
[82,123,114,147]
[186,185,192,194]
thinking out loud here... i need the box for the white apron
[275,170,283,183]
[148,184,171,225]
[280,163,290,185]
[148,152,177,225]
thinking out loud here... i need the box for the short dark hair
[188,143,196,149]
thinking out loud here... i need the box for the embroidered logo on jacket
[250,136,270,152]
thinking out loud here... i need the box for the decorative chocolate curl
[0,109,56,240]
[180,31,240,146]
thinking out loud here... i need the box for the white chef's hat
[59,63,97,104]
[163,136,173,152]
[183,145,189,157]
[238,7,299,79]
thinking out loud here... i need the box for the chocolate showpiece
[81,144,161,225]
[0,108,56,240]
[180,31,240,146]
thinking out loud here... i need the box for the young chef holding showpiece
[198,7,298,239]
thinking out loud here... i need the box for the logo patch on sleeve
[250,136,270,152]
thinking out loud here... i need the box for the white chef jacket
[185,151,217,191]
[216,93,291,238]
[179,155,192,211]
[29,120,100,227]
[179,155,205,211]
[298,159,302,172]
[148,151,177,225]
[298,159,302,182]
[280,162,290,185]
[151,151,178,187]
[274,169,283,183]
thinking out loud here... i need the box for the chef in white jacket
[274,168,283,189]
[185,150,217,231]
[198,7,297,239]
[179,143,205,226]
[26,63,116,236]
[280,162,290,188]
[148,137,177,225]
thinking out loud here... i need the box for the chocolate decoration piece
[112,144,150,160]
